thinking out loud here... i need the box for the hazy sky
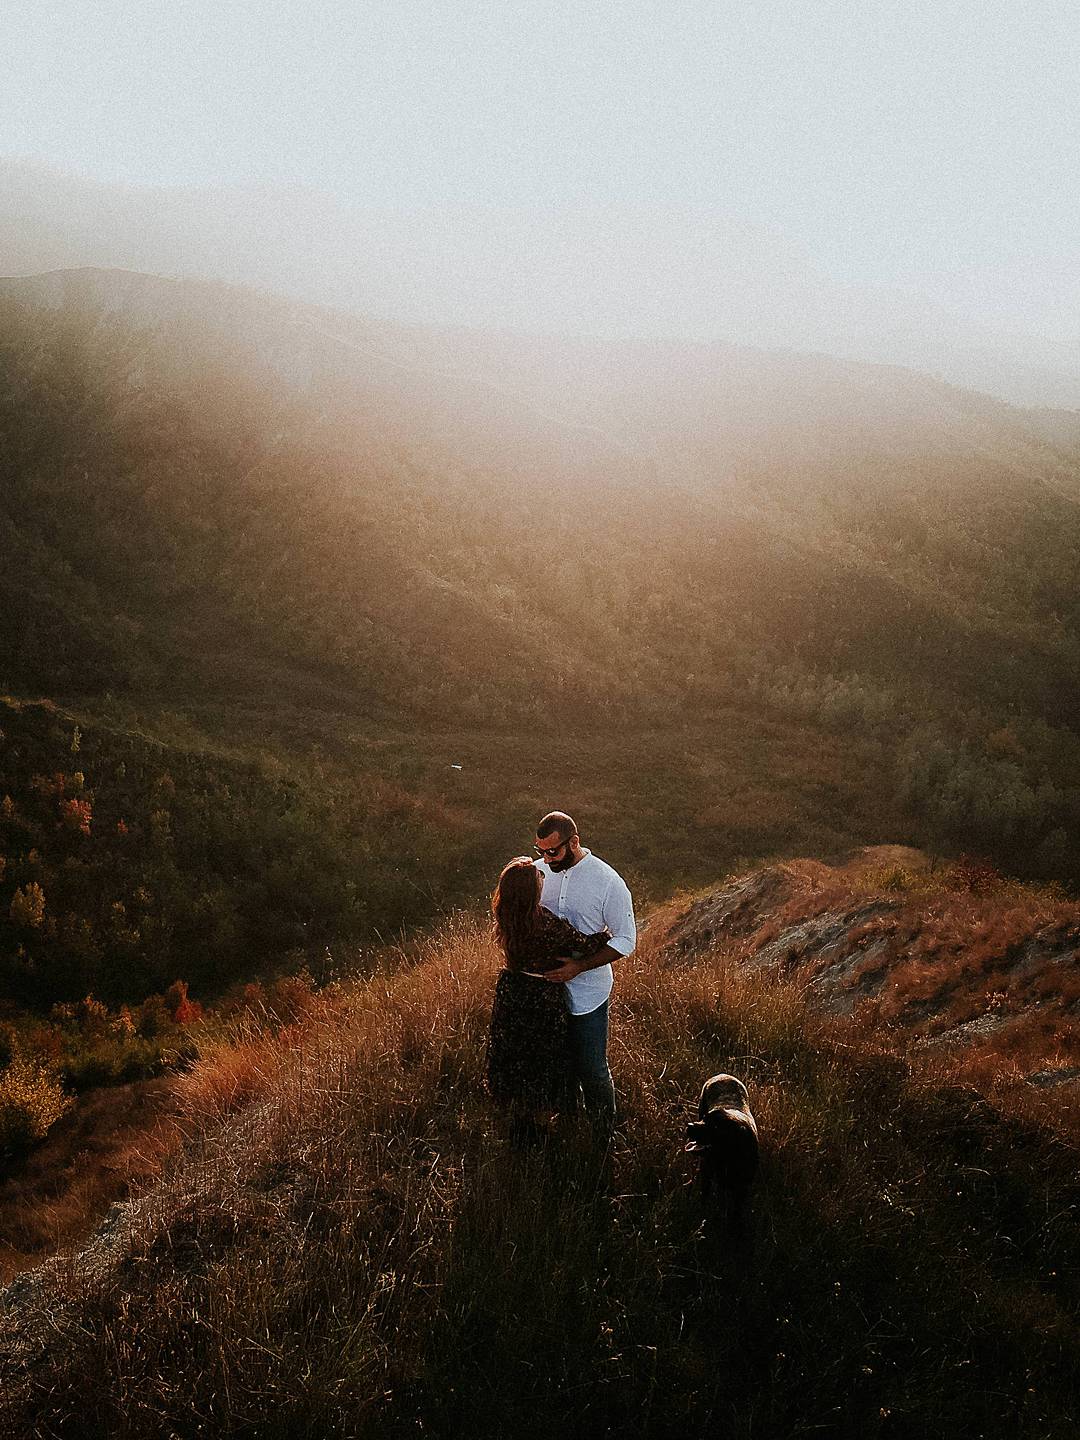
[3,2,1079,345]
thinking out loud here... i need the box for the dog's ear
[685,1119,708,1151]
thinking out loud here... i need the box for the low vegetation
[2,270,1080,1435]
[0,689,915,1014]
[0,695,482,1009]
[0,962,327,1165]
[0,1076,173,1284]
[0,969,322,1282]
[0,1054,71,1157]
[3,902,1077,1439]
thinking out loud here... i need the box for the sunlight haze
[5,9,1080,1430]
[2,2,1079,391]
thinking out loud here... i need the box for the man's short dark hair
[537,810,577,842]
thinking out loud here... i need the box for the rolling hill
[3,270,1080,1435]
[4,266,1080,721]
[2,266,1079,1012]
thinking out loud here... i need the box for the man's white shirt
[534,849,636,1015]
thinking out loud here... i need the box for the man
[533,810,636,1131]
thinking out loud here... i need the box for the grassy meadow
[4,905,1077,1440]
[3,270,1080,1438]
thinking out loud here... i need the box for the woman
[486,856,610,1139]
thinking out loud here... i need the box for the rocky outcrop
[660,845,1080,1062]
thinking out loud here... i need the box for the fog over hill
[5,263,1080,485]
[4,162,1080,410]
[3,263,1080,733]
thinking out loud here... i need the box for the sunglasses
[533,837,572,859]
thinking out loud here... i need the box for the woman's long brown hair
[492,856,545,966]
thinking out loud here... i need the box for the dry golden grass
[667,854,1080,1111]
[3,902,1079,1439]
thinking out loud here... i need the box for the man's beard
[546,848,577,873]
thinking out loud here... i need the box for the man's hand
[543,942,622,983]
[543,956,584,983]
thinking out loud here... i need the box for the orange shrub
[59,798,93,835]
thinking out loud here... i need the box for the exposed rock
[1004,925,1080,980]
[663,860,827,958]
[914,1012,1018,1050]
[806,938,897,1016]
[1025,1067,1080,1089]
[661,847,1080,1065]
[749,902,900,975]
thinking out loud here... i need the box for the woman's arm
[516,915,604,972]
[571,926,611,956]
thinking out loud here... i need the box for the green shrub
[60,1034,170,1091]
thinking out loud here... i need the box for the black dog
[685,1073,759,1227]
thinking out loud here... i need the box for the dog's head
[689,1073,757,1152]
[699,1073,750,1112]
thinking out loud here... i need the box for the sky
[2,1,1079,356]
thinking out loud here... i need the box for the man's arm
[542,874,636,983]
[542,942,622,983]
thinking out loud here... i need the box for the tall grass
[3,911,1078,1439]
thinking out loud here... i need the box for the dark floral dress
[485,910,610,1109]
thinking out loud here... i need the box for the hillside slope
[3,267,1080,728]
[2,873,1078,1439]
[0,695,472,1006]
[0,693,907,1008]
[3,263,1080,1003]
[663,846,1080,1098]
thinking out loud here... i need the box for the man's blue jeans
[566,999,615,1128]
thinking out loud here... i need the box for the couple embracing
[485,810,636,1143]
